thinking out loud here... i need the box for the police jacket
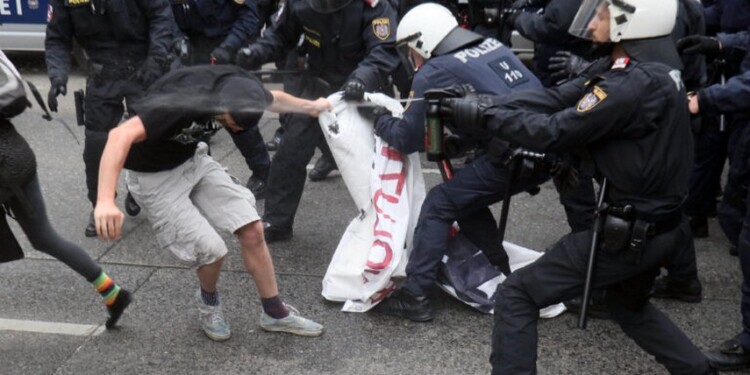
[704,0,750,34]
[375,38,541,154]
[171,0,261,50]
[513,0,592,83]
[45,0,173,84]
[698,30,750,115]
[673,0,708,92]
[486,57,693,218]
[249,0,399,92]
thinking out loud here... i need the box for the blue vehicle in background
[0,0,49,51]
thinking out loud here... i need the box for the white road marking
[0,318,105,337]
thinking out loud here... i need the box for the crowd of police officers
[38,0,750,372]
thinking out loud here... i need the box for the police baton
[578,177,608,329]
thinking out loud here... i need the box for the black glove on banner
[135,57,164,88]
[548,51,591,80]
[211,45,234,65]
[47,81,67,112]
[357,104,389,122]
[440,96,494,134]
[236,45,264,70]
[677,35,721,56]
[342,79,366,101]
[503,8,522,27]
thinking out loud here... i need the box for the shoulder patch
[611,57,630,70]
[372,18,391,41]
[576,86,608,112]
[364,0,379,7]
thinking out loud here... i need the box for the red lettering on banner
[367,239,394,270]
[364,146,408,283]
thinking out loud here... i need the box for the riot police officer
[442,0,714,373]
[359,3,549,321]
[235,0,400,242]
[680,28,750,371]
[45,0,173,236]
[170,0,272,198]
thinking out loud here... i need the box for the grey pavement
[1,52,747,375]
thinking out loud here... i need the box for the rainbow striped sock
[92,272,121,307]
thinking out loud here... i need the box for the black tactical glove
[210,45,234,65]
[357,104,390,122]
[548,51,591,80]
[676,35,721,56]
[47,81,67,113]
[236,45,265,70]
[342,79,366,101]
[547,155,580,195]
[135,56,165,88]
[440,96,494,134]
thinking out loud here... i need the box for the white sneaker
[196,289,231,341]
[259,304,324,337]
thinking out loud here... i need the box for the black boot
[263,221,293,243]
[308,155,338,182]
[689,216,708,238]
[106,289,132,329]
[705,334,750,371]
[374,288,435,322]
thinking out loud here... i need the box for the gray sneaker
[196,290,231,341]
[259,304,324,337]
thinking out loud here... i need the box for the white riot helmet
[569,0,677,42]
[569,0,682,69]
[396,3,483,75]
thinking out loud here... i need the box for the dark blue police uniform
[374,38,547,298]
[45,0,173,207]
[482,56,711,375]
[699,30,750,362]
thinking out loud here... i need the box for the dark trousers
[263,113,334,229]
[402,156,550,296]
[491,219,711,375]
[7,174,102,281]
[717,124,750,350]
[685,115,727,218]
[83,78,143,205]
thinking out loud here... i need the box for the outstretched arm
[95,117,148,241]
[268,90,332,117]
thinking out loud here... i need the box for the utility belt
[89,62,138,82]
[599,205,682,264]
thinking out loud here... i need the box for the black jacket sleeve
[347,1,400,91]
[44,0,74,84]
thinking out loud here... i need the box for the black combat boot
[374,288,435,322]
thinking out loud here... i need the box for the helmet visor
[568,0,608,40]
[396,33,421,80]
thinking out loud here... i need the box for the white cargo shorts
[126,144,260,266]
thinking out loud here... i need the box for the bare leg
[236,220,279,298]
[196,257,225,293]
